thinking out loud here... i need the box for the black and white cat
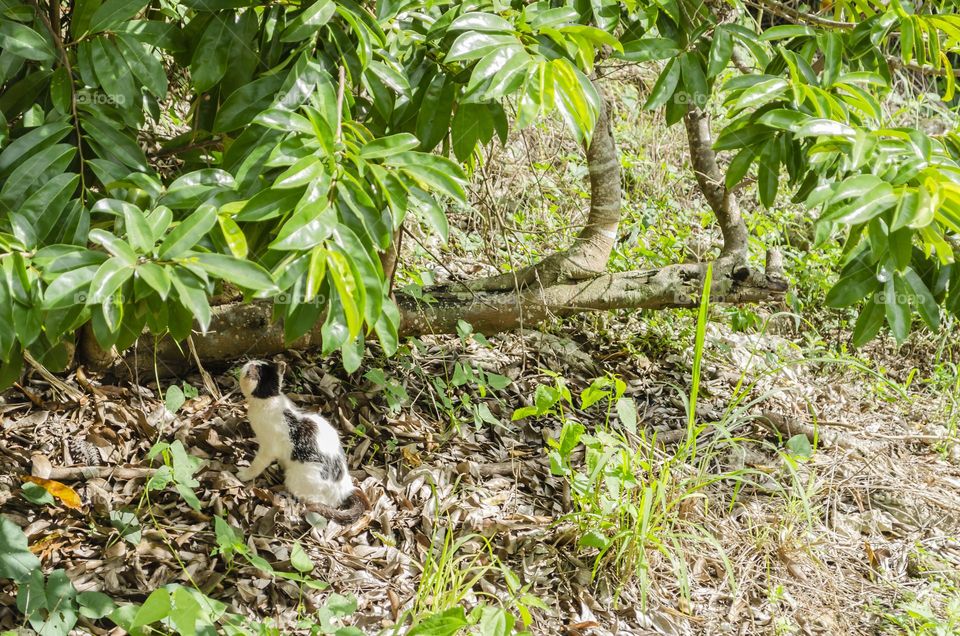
[237,360,368,523]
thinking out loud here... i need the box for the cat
[237,359,369,524]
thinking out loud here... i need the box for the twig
[758,410,878,452]
[153,139,222,159]
[24,351,86,402]
[13,383,44,408]
[887,56,960,80]
[399,226,497,311]
[188,335,222,400]
[335,65,346,143]
[744,0,855,29]
[30,0,86,201]
[45,466,158,481]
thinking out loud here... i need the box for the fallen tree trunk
[399,258,785,334]
[79,257,786,376]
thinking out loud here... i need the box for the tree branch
[683,108,749,257]
[467,82,621,291]
[79,257,787,376]
[744,0,855,29]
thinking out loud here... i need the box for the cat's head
[239,360,286,399]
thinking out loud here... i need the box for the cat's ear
[277,360,287,378]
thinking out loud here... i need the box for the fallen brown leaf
[23,475,84,510]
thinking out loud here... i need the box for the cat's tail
[306,487,370,525]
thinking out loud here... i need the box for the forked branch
[683,108,749,257]
[467,83,622,291]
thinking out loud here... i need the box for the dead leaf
[31,453,52,478]
[400,445,422,467]
[22,476,84,510]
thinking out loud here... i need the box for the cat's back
[302,410,343,453]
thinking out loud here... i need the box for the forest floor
[3,79,960,635]
[1,322,960,635]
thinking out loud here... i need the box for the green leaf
[448,12,513,33]
[794,119,856,137]
[119,201,154,252]
[0,21,55,62]
[759,24,816,40]
[281,0,335,41]
[234,188,301,222]
[466,45,526,96]
[616,37,680,63]
[171,586,202,636]
[445,32,517,63]
[360,133,419,159]
[21,482,54,505]
[389,152,467,202]
[290,541,314,573]
[270,207,335,251]
[189,253,276,291]
[15,173,79,248]
[191,13,233,91]
[87,257,133,305]
[725,146,758,190]
[79,117,148,170]
[643,58,680,110]
[163,169,236,208]
[158,205,218,258]
[148,206,173,241]
[758,138,780,208]
[275,156,325,189]
[408,607,469,636]
[115,32,168,97]
[326,250,361,338]
[89,0,149,32]
[708,26,733,77]
[679,52,707,105]
[131,588,171,629]
[89,229,137,265]
[0,122,72,178]
[884,277,910,345]
[732,78,788,113]
[0,143,75,210]
[213,75,285,132]
[822,184,896,225]
[77,591,116,619]
[417,73,456,148]
[170,271,212,332]
[91,36,138,115]
[0,517,42,582]
[615,397,637,434]
[478,606,515,636]
[218,214,248,258]
[903,268,939,330]
[756,109,810,130]
[826,263,878,308]
[43,265,99,309]
[253,108,315,134]
[579,529,610,550]
[786,433,812,458]
[138,262,171,299]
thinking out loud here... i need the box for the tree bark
[469,86,621,291]
[79,257,786,376]
[683,108,749,257]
